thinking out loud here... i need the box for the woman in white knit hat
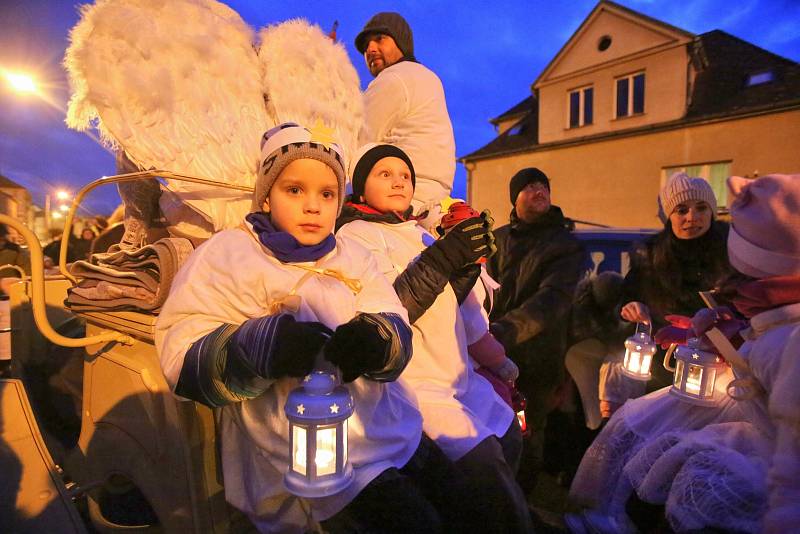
[567,174,800,534]
[609,173,733,396]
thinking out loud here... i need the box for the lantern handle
[663,343,677,372]
[635,321,652,337]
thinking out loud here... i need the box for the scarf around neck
[335,200,415,230]
[245,212,335,263]
[732,275,800,318]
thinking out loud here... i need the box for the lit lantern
[620,323,658,381]
[510,386,529,437]
[663,338,728,406]
[284,370,354,498]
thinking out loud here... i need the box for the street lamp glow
[56,190,70,201]
[2,70,38,94]
[59,204,70,212]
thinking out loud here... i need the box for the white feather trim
[65,3,364,231]
[65,0,266,230]
[257,19,364,171]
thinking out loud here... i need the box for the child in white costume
[568,174,800,534]
[157,124,471,533]
[336,143,532,533]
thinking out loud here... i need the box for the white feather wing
[257,20,364,168]
[65,0,266,230]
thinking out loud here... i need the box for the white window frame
[614,71,645,118]
[567,85,593,128]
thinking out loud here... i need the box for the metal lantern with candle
[663,338,728,406]
[620,322,658,381]
[284,369,354,498]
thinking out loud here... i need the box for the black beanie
[355,12,414,58]
[509,167,550,204]
[351,144,416,200]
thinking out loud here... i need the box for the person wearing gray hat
[356,12,456,217]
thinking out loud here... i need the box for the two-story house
[461,0,800,227]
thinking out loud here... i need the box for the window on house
[616,72,645,118]
[568,86,593,128]
[747,71,774,86]
[662,161,731,208]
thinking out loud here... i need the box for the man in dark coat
[486,167,585,490]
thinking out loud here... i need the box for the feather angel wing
[257,19,364,168]
[65,0,266,230]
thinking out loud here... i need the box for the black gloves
[324,314,392,383]
[230,314,332,380]
[425,215,495,275]
[449,264,482,305]
[270,318,332,378]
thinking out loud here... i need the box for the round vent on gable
[598,35,612,52]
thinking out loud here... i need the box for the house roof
[0,174,26,190]
[462,16,800,162]
[467,98,539,160]
[490,95,535,125]
[687,30,800,119]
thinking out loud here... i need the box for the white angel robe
[337,219,513,461]
[156,224,422,532]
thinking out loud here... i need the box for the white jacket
[363,61,455,208]
[337,219,513,461]
[738,303,800,533]
[156,224,422,532]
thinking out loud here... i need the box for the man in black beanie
[356,12,456,218]
[486,167,585,493]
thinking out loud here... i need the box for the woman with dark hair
[614,173,732,392]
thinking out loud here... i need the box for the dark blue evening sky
[1,0,798,215]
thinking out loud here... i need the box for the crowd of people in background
[3,9,798,534]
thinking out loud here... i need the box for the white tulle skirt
[568,366,772,532]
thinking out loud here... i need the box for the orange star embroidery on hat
[308,119,336,149]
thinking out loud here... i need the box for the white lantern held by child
[620,322,657,381]
[663,337,728,406]
[284,370,354,498]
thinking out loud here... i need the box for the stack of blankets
[65,237,194,313]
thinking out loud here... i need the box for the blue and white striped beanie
[252,122,346,213]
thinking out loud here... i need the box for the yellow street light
[2,69,39,95]
[51,212,63,220]
[59,204,70,212]
[55,190,70,201]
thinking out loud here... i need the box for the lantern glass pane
[640,353,652,374]
[686,364,703,395]
[316,425,337,476]
[628,351,641,373]
[704,368,717,397]
[674,360,684,387]
[293,425,307,476]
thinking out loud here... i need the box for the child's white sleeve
[460,277,491,346]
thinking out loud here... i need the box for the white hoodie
[337,219,513,461]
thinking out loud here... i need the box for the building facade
[461,0,800,227]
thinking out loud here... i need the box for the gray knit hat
[658,172,717,221]
[252,122,346,214]
[355,12,414,57]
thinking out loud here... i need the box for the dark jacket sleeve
[361,312,414,382]
[392,254,450,324]
[493,240,585,348]
[174,314,296,408]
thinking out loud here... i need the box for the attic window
[747,71,774,86]
[598,35,612,52]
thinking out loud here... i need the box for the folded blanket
[65,237,194,313]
